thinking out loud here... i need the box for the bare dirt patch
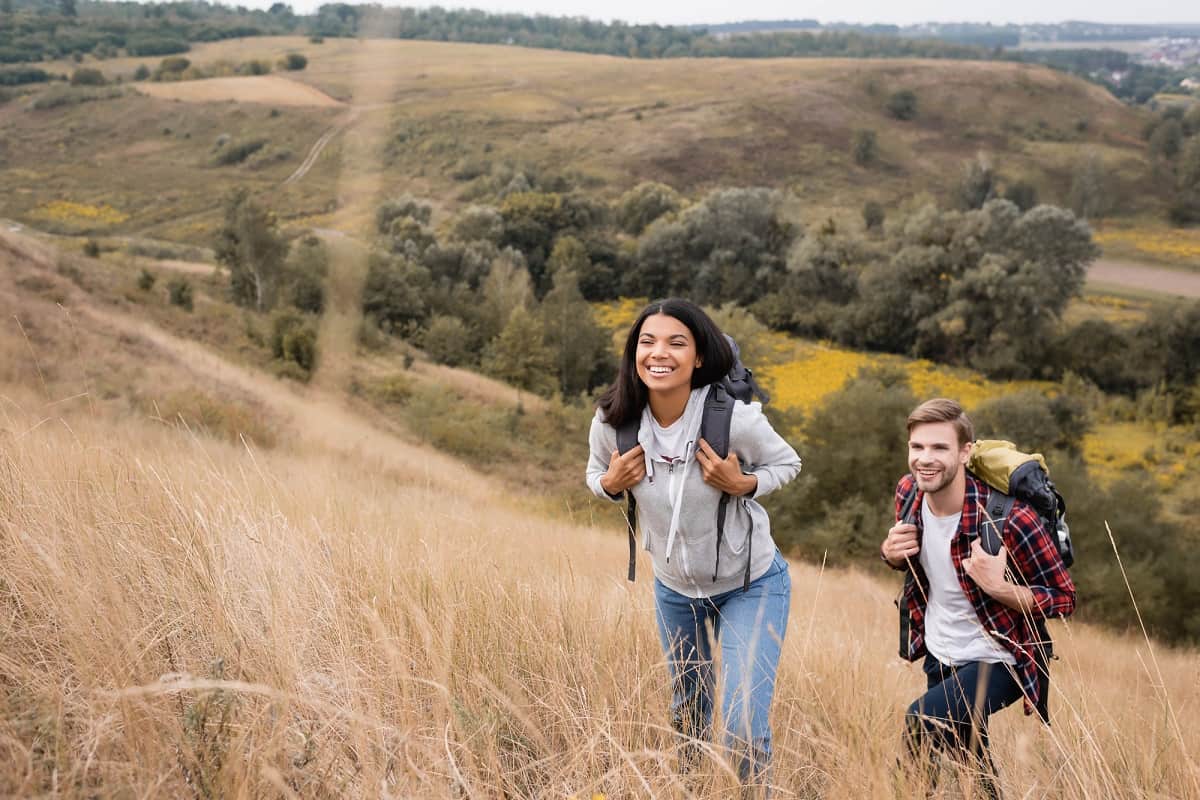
[136,75,344,108]
[1089,260,1200,299]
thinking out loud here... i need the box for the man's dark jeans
[905,654,1024,799]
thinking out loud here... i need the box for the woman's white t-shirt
[920,497,1016,666]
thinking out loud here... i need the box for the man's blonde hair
[907,398,974,447]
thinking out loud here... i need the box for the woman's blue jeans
[653,550,791,782]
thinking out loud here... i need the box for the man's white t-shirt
[920,497,1016,666]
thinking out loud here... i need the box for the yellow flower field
[1094,224,1200,265]
[30,200,130,227]
[762,343,1029,412]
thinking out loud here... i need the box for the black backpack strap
[980,490,1013,557]
[615,417,641,582]
[702,385,742,588]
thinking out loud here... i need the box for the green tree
[361,251,432,335]
[615,181,681,235]
[215,189,289,312]
[376,194,432,234]
[1003,180,1038,211]
[1149,118,1184,160]
[450,204,503,244]
[971,389,1090,454]
[768,366,916,563]
[956,155,995,210]
[482,307,555,396]
[285,235,328,314]
[538,268,613,396]
[634,187,795,306]
[545,234,589,279]
[1168,136,1200,226]
[423,314,474,366]
[475,248,532,344]
[1069,150,1110,220]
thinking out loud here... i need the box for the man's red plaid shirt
[891,473,1076,715]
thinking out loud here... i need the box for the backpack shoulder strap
[615,416,640,455]
[700,383,734,458]
[614,415,641,582]
[981,489,1014,557]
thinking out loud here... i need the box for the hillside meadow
[2,309,1198,799]
[2,37,1156,244]
[1,224,1196,796]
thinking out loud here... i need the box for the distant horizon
[236,0,1200,27]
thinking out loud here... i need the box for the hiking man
[880,398,1075,797]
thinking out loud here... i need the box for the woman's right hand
[600,445,646,495]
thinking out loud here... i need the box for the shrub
[269,309,317,373]
[69,67,106,86]
[862,200,885,231]
[885,89,918,120]
[211,138,268,166]
[30,85,123,110]
[615,181,681,235]
[137,269,156,291]
[278,53,307,71]
[376,194,433,233]
[167,278,193,311]
[82,238,100,257]
[132,64,150,81]
[1003,180,1039,211]
[0,67,50,86]
[423,315,474,366]
[852,129,878,166]
[238,60,272,76]
[126,37,189,57]
[154,56,190,79]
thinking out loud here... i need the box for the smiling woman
[585,298,802,790]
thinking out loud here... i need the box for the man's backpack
[615,335,768,592]
[897,439,1073,723]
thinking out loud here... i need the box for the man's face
[908,422,971,495]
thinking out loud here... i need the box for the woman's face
[635,313,700,395]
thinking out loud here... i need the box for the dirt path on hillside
[282,109,360,186]
[1089,259,1200,298]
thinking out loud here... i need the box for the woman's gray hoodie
[586,385,801,598]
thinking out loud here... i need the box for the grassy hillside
[2,37,1153,244]
[1,222,1197,798]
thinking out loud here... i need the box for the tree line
[206,181,1200,643]
[6,0,1195,108]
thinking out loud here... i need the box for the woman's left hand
[696,439,758,496]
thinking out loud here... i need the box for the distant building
[1182,77,1200,90]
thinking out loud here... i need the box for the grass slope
[1,223,1197,798]
[2,37,1152,244]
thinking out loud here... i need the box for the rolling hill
[1,215,1197,799]
[2,37,1154,244]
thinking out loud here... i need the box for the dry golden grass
[135,75,345,107]
[2,373,1198,798]
[1,228,1197,797]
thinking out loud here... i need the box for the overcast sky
[280,1,1200,26]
